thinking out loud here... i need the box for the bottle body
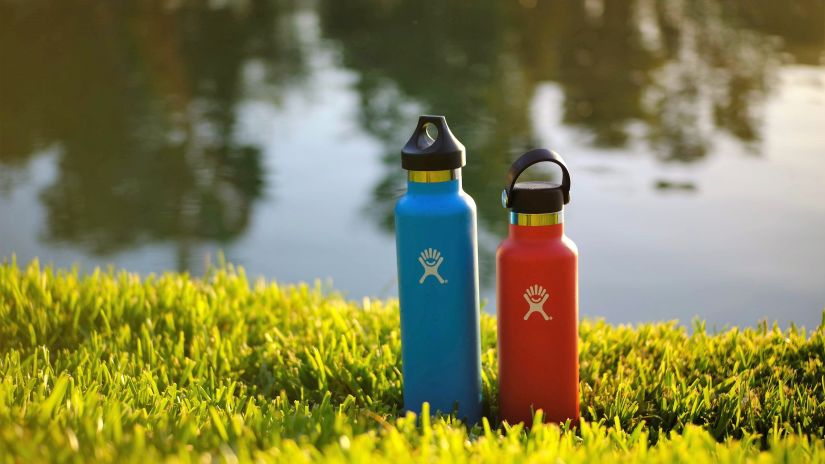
[395,178,482,423]
[497,222,579,425]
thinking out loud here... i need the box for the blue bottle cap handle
[401,115,466,171]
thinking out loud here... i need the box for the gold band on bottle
[407,169,460,183]
[510,212,563,226]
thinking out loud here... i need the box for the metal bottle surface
[497,149,579,426]
[395,116,482,423]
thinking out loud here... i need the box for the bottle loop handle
[401,115,465,171]
[503,148,570,207]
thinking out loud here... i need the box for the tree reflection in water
[0,0,822,274]
[319,0,823,234]
[0,0,307,268]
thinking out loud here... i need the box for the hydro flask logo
[523,285,551,321]
[418,248,447,284]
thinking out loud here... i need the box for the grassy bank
[0,260,823,462]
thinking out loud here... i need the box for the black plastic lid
[401,115,466,171]
[502,149,571,214]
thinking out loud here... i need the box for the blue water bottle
[395,115,482,423]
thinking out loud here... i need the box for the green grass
[0,259,823,463]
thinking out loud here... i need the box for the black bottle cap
[502,149,571,214]
[401,115,466,171]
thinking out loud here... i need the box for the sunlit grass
[0,259,823,462]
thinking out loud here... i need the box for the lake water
[1,0,824,328]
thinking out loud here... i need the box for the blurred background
[1,0,823,328]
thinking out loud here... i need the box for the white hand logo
[418,248,447,284]
[523,285,551,321]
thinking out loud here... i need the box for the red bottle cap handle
[503,149,571,208]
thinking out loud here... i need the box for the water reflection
[0,0,823,326]
[320,0,823,231]
[320,0,535,241]
[0,0,306,267]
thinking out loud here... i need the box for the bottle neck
[407,169,461,193]
[407,169,460,183]
[509,211,563,226]
[509,212,564,239]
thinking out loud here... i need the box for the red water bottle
[497,148,579,426]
